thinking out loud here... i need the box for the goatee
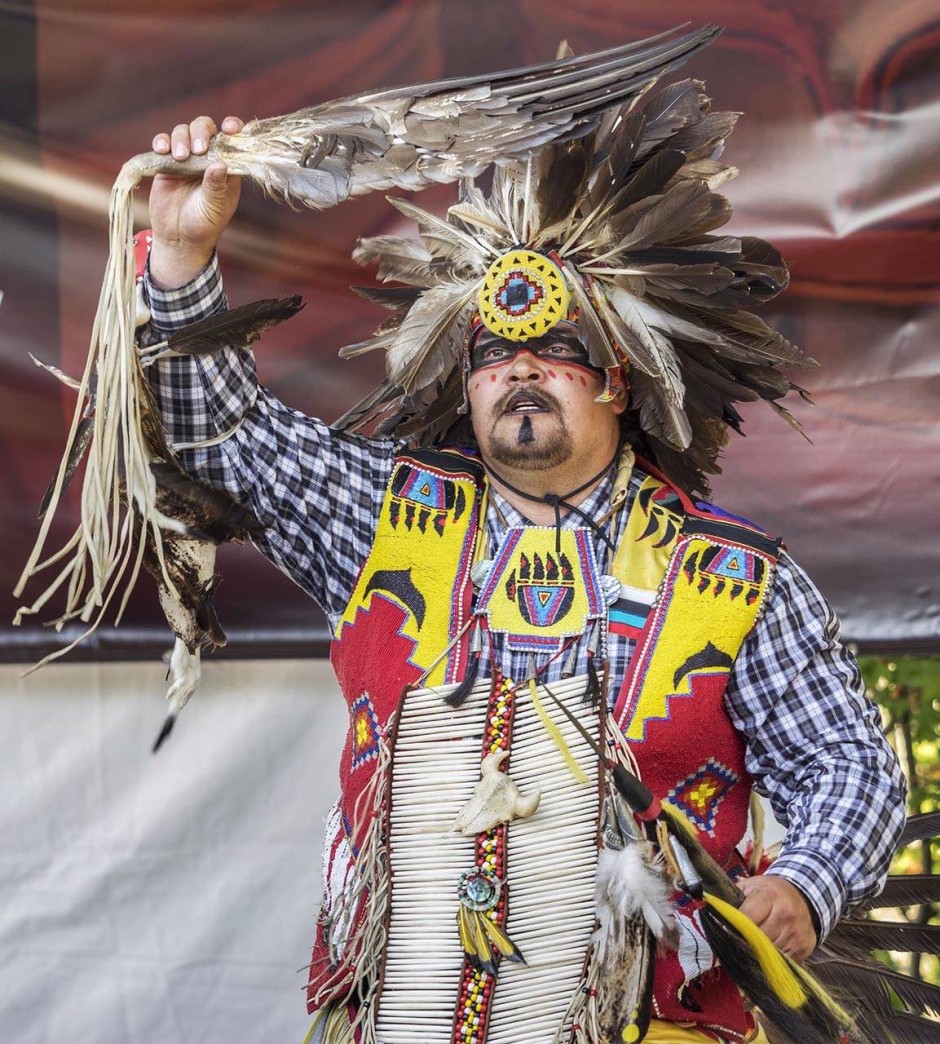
[487,416,572,470]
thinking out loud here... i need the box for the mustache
[499,387,560,414]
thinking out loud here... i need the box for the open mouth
[502,391,554,415]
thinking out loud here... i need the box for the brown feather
[350,284,423,310]
[900,810,940,847]
[536,136,594,230]
[148,462,267,545]
[596,916,654,1042]
[810,952,940,1021]
[604,284,686,397]
[38,416,93,519]
[615,179,714,250]
[667,303,809,368]
[607,148,687,214]
[391,370,466,445]
[164,296,305,354]
[353,235,449,286]
[734,236,790,301]
[825,918,940,957]
[565,272,621,371]
[588,111,646,212]
[667,110,740,162]
[337,330,398,360]
[631,261,736,295]
[661,190,732,242]
[864,874,940,910]
[766,399,811,441]
[634,79,709,159]
[386,283,476,392]
[630,370,692,450]
[386,197,490,271]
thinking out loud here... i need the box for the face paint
[469,326,596,374]
[517,415,535,444]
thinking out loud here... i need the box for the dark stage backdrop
[2,0,938,660]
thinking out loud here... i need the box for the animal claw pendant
[453,749,541,835]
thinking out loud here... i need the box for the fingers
[152,115,244,159]
[737,876,817,960]
[737,878,774,922]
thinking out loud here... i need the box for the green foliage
[859,655,940,814]
[858,655,939,988]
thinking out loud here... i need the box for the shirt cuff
[140,253,260,448]
[144,253,227,337]
[765,848,847,941]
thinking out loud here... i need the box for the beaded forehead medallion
[477,249,571,342]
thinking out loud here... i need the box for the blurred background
[1,1,937,1041]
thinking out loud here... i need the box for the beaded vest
[305,448,780,1043]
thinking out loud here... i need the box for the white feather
[593,844,677,965]
[165,637,201,717]
[386,283,475,392]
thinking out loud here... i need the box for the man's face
[467,323,627,472]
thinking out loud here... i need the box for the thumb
[203,162,228,193]
[200,163,236,219]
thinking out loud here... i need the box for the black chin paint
[517,415,535,444]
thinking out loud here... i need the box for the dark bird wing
[211,25,722,208]
[142,463,267,753]
[899,810,940,848]
[801,813,940,1044]
[149,461,267,545]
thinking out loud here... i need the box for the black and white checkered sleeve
[143,254,259,448]
[141,258,397,622]
[725,552,907,940]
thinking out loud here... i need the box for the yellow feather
[469,909,496,967]
[456,903,475,956]
[702,893,806,1008]
[482,914,526,963]
[528,677,590,785]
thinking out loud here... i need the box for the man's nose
[505,348,544,380]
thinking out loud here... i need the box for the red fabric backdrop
[2,0,938,659]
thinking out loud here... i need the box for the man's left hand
[736,875,818,960]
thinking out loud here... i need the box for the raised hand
[148,115,245,288]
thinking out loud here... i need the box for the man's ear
[609,369,630,415]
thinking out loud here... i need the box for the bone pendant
[453,750,541,836]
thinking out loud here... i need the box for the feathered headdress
[336,75,815,495]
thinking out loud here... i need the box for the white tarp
[1,659,347,1044]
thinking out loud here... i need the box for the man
[140,101,905,1043]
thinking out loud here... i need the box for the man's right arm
[142,117,397,625]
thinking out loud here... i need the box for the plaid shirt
[144,257,906,941]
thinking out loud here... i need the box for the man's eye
[482,346,511,360]
[539,343,584,359]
